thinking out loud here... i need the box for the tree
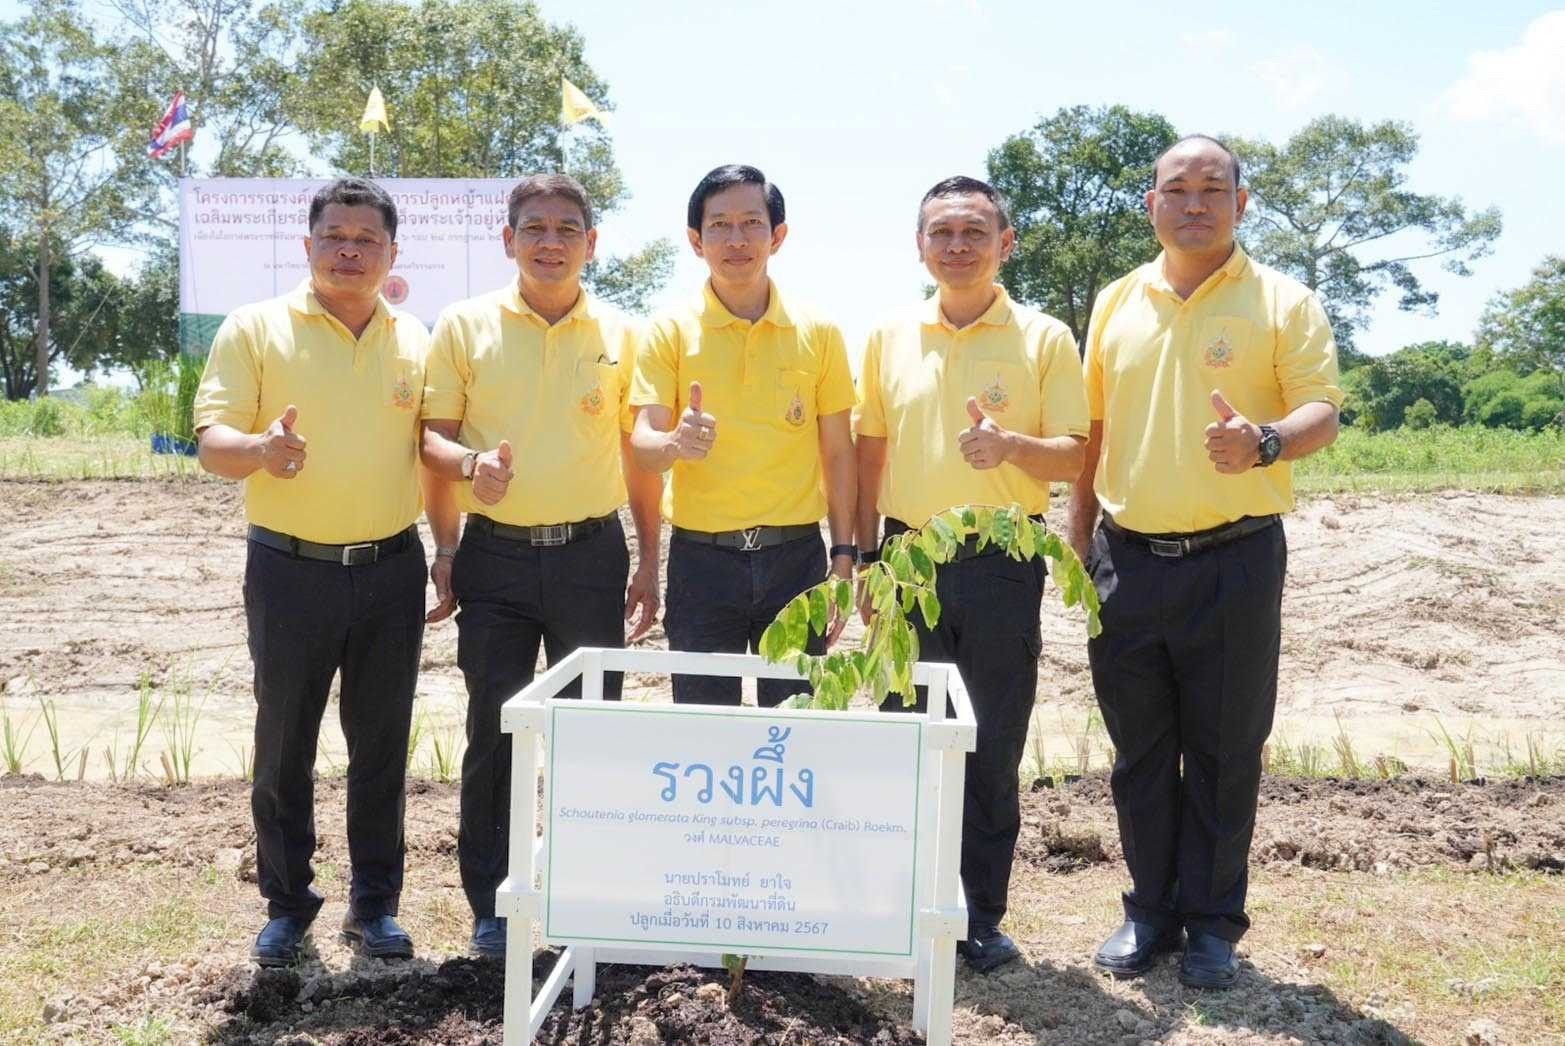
[0,230,133,400]
[0,0,159,395]
[1463,370,1563,431]
[1233,117,1501,352]
[1339,340,1469,431]
[109,0,308,189]
[1476,255,1565,400]
[289,0,669,310]
[988,106,1177,343]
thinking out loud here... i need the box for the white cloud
[1443,11,1565,145]
[1178,29,1234,51]
[1248,44,1347,112]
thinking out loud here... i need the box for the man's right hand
[668,381,718,461]
[259,405,307,479]
[1066,526,1092,566]
[472,439,514,505]
[426,555,457,623]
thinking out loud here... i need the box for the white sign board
[544,703,923,959]
[177,177,517,346]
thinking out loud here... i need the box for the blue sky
[533,0,1565,358]
[15,1,1565,363]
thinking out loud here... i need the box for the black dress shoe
[340,913,414,960]
[470,916,506,959]
[1179,932,1239,989]
[251,916,312,967]
[955,924,1021,973]
[1092,918,1182,977]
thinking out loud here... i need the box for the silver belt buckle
[341,541,377,565]
[737,527,764,551]
[531,524,570,547]
[1148,537,1185,558]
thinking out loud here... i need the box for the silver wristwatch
[460,450,477,480]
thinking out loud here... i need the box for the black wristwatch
[1254,425,1283,468]
[829,544,859,563]
[857,547,880,566]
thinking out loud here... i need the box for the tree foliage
[759,506,1100,711]
[1476,255,1565,393]
[1233,116,1501,352]
[988,105,1177,343]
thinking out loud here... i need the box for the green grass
[0,436,205,480]
[1295,424,1565,494]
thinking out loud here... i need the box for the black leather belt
[469,513,614,547]
[883,515,1044,561]
[1101,514,1278,559]
[248,524,415,566]
[672,523,819,552]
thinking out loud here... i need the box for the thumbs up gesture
[260,404,307,479]
[670,381,718,461]
[471,438,515,505]
[1204,390,1263,474]
[957,396,1012,471]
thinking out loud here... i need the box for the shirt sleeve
[192,311,262,433]
[814,323,857,416]
[629,317,679,411]
[1038,324,1090,439]
[420,310,468,422]
[1276,293,1344,411]
[854,330,888,438]
[1083,291,1109,423]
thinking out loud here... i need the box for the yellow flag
[359,86,389,133]
[560,76,606,126]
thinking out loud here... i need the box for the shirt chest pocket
[773,368,816,430]
[384,355,422,415]
[964,359,1036,431]
[1194,317,1263,379]
[574,358,621,422]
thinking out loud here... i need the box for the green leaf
[1018,516,1036,559]
[758,620,786,662]
[808,586,829,635]
[908,543,934,582]
[834,578,854,618]
[917,588,941,629]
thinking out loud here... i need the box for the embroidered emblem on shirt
[784,390,806,427]
[580,384,606,416]
[980,373,1010,414]
[391,376,415,410]
[1204,331,1235,368]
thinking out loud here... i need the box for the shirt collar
[498,282,596,326]
[286,279,395,328]
[1145,244,1251,302]
[920,284,1013,331]
[698,279,793,329]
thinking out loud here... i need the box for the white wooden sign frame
[495,647,978,1045]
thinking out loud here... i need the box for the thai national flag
[148,92,193,158]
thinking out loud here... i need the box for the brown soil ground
[1,479,1563,1044]
[1,774,1560,1044]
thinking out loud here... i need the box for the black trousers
[663,532,826,706]
[244,533,425,922]
[452,515,630,918]
[1086,520,1286,942]
[879,519,1044,933]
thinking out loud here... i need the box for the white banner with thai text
[544,703,923,958]
[177,177,516,345]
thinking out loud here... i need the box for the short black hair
[1152,134,1242,188]
[508,173,594,230]
[686,164,785,232]
[917,176,1011,232]
[309,177,398,240]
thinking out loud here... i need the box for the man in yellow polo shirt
[193,178,430,966]
[630,164,857,705]
[857,175,1088,973]
[1067,135,1342,990]
[419,173,662,959]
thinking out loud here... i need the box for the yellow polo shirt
[856,287,1089,527]
[1085,245,1343,534]
[630,280,855,532]
[192,281,427,544]
[422,285,637,526]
